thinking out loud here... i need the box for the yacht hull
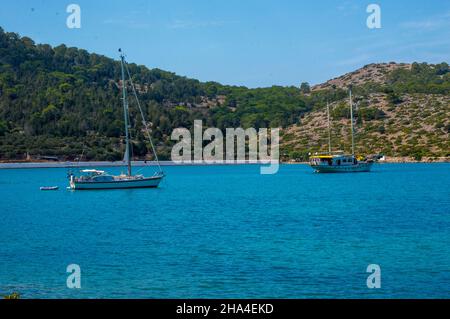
[70,176,163,190]
[311,162,373,173]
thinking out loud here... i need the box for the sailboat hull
[71,176,163,190]
[311,162,373,173]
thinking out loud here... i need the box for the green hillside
[0,27,448,161]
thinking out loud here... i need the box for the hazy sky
[1,0,449,87]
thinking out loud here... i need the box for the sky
[0,0,449,88]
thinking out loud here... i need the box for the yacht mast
[349,87,355,156]
[123,59,164,175]
[119,49,132,176]
[327,101,332,154]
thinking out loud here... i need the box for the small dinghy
[40,186,59,191]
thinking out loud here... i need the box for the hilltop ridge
[312,63,412,91]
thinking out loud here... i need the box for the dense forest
[0,27,448,161]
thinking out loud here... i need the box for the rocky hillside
[312,63,411,91]
[280,61,450,161]
[282,91,449,161]
[0,27,449,162]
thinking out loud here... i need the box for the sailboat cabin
[310,154,358,167]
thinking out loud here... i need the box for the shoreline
[0,160,269,169]
[0,158,449,169]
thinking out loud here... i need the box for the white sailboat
[68,50,164,190]
[309,88,374,173]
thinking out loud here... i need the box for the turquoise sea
[0,163,449,298]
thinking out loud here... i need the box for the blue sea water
[0,163,449,298]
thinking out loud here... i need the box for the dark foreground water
[0,163,449,298]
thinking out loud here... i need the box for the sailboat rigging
[327,101,332,155]
[68,49,164,189]
[309,87,374,173]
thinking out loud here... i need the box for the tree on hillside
[300,82,311,94]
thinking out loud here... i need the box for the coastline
[0,160,266,169]
[0,157,448,169]
[287,156,450,164]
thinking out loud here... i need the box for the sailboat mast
[349,87,355,156]
[120,50,132,176]
[327,101,331,154]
